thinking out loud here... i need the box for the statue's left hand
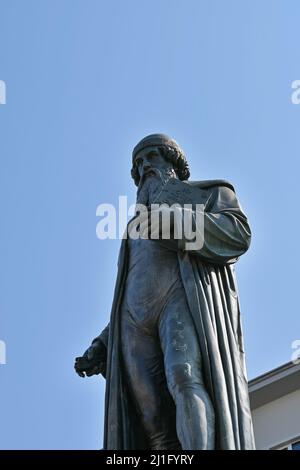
[139,206,177,239]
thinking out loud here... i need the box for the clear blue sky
[1,0,300,450]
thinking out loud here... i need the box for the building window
[277,440,300,450]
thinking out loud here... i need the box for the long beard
[136,168,176,206]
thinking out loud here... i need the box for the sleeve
[178,185,251,264]
[92,323,110,349]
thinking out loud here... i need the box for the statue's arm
[94,323,110,348]
[179,185,251,264]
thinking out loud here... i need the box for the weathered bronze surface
[75,134,255,450]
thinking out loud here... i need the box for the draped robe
[99,179,255,450]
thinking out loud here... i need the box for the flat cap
[132,133,184,162]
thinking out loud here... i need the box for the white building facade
[249,362,300,450]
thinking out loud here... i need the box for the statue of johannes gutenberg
[75,134,255,450]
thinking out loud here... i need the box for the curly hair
[131,144,190,186]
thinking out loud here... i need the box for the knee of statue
[167,362,194,394]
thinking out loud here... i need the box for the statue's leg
[120,301,181,450]
[158,285,215,450]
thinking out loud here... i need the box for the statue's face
[134,145,172,182]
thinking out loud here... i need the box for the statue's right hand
[74,338,107,378]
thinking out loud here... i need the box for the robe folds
[100,179,255,450]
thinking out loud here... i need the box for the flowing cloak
[99,179,255,450]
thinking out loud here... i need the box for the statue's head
[131,134,190,186]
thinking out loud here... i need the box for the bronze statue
[75,134,255,450]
